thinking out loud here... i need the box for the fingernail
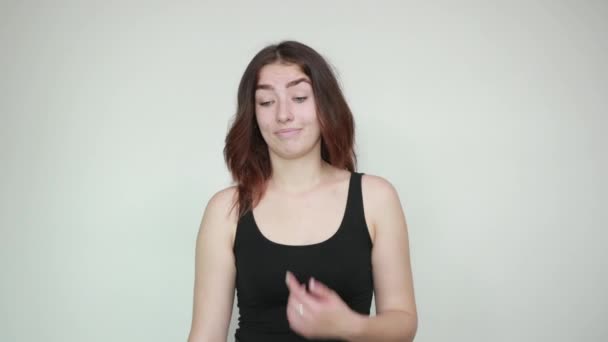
[310,277,315,290]
[285,271,290,285]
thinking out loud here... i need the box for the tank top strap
[345,172,364,219]
[352,171,363,203]
[342,171,372,248]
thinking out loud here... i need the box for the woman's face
[254,62,321,160]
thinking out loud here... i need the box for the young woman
[188,41,418,342]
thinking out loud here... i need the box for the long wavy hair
[224,40,357,218]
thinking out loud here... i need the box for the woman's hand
[285,271,361,340]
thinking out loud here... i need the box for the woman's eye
[293,96,308,103]
[259,100,274,107]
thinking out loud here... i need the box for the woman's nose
[276,99,294,123]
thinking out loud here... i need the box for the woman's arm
[346,175,418,342]
[344,310,417,342]
[187,187,239,342]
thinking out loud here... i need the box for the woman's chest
[234,233,373,308]
[252,192,348,246]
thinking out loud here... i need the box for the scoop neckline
[250,172,355,248]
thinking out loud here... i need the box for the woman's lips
[275,128,302,138]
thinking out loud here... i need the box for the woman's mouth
[275,128,302,138]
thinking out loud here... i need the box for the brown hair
[224,40,357,218]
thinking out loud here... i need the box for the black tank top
[232,172,374,342]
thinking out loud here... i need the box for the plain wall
[1,1,607,341]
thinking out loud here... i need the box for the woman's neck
[267,155,331,195]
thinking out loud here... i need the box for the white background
[1,1,607,341]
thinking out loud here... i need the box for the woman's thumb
[309,277,333,298]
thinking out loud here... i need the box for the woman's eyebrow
[256,77,311,90]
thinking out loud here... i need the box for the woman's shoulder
[360,173,404,229]
[202,185,240,232]
[207,185,238,208]
[360,172,400,199]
